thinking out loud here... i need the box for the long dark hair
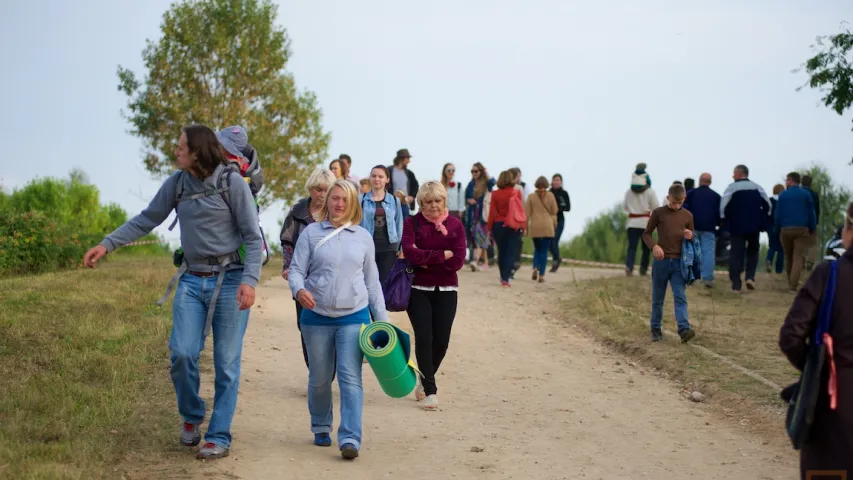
[184,125,226,179]
[472,162,488,198]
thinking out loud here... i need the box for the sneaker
[181,422,201,447]
[765,260,772,273]
[538,276,545,283]
[745,279,756,290]
[314,433,332,447]
[679,328,696,343]
[703,280,714,289]
[550,263,559,273]
[500,281,511,288]
[731,289,742,295]
[532,270,539,281]
[651,328,664,342]
[196,442,229,460]
[469,263,479,272]
[340,443,359,460]
[639,270,648,277]
[625,268,633,277]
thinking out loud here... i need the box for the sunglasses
[471,170,480,174]
[446,169,455,173]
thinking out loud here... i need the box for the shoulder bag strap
[315,222,352,250]
[815,260,840,345]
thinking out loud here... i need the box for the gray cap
[217,125,248,158]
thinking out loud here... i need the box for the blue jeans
[492,222,521,283]
[650,258,690,332]
[170,269,250,448]
[302,323,364,449]
[550,220,565,265]
[696,231,716,282]
[766,228,784,274]
[532,238,551,275]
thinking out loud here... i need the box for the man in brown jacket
[525,176,558,283]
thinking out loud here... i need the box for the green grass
[0,255,182,479]
[561,270,802,437]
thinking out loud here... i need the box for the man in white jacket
[623,163,659,276]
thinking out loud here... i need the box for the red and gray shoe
[196,442,230,460]
[181,423,201,447]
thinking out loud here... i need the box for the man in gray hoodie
[83,125,262,461]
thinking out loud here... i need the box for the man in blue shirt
[775,172,817,292]
[685,173,721,287]
[720,165,772,293]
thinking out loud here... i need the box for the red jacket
[487,186,521,232]
[401,213,467,288]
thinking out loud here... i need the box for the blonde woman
[525,176,559,282]
[401,181,467,410]
[288,179,388,460]
[280,168,337,368]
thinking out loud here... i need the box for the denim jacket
[681,237,702,285]
[288,221,387,320]
[359,192,404,245]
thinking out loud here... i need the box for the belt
[188,271,217,278]
[628,213,651,218]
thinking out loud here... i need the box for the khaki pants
[780,227,815,289]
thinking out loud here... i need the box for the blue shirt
[300,306,370,326]
[289,221,388,320]
[775,185,817,232]
[359,192,404,245]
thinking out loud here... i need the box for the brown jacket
[779,248,853,477]
[524,191,558,238]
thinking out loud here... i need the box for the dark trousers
[626,228,650,275]
[295,301,335,379]
[375,250,397,286]
[406,288,458,396]
[493,222,522,283]
[729,232,760,290]
[766,228,784,274]
[513,235,523,271]
[550,220,565,265]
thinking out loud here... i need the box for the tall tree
[117,0,331,207]
[800,26,853,163]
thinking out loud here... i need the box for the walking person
[643,184,696,343]
[83,125,263,460]
[288,179,388,460]
[779,202,853,479]
[684,173,721,287]
[549,174,571,273]
[280,168,337,368]
[387,149,419,213]
[775,172,817,292]
[508,167,529,277]
[765,184,786,275]
[720,164,772,293]
[401,181,467,410]
[359,165,404,285]
[525,176,559,282]
[623,163,660,276]
[338,154,359,184]
[465,162,495,271]
[487,171,525,287]
[801,174,821,270]
[441,163,466,221]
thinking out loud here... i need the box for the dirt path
[189,266,796,480]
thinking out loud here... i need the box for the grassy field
[561,269,802,437]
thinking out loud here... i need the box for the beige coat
[524,190,558,238]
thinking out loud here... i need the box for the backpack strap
[815,260,840,345]
[168,169,232,231]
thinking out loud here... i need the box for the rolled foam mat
[359,321,421,398]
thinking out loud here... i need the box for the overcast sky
[2,0,852,248]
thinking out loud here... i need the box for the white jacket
[445,182,466,213]
[623,188,660,230]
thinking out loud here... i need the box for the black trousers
[626,228,650,275]
[375,250,397,286]
[295,300,335,379]
[729,232,760,290]
[406,288,458,396]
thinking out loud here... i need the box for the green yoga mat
[359,321,421,398]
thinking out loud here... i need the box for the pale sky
[2,0,852,248]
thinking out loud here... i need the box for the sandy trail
[188,266,795,480]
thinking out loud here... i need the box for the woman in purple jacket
[401,181,467,411]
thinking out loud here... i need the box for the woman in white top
[441,163,466,220]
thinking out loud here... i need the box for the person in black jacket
[720,165,772,293]
[684,173,720,287]
[549,174,571,272]
[386,149,419,213]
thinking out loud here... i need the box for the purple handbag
[383,258,414,312]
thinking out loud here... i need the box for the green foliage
[562,204,631,264]
[0,172,167,275]
[801,162,853,250]
[800,26,853,163]
[118,0,331,207]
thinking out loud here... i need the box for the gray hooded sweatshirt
[99,164,263,288]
